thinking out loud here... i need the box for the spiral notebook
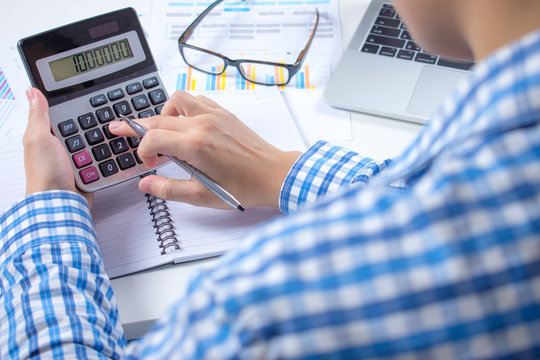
[91,88,306,278]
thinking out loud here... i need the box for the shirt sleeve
[0,191,126,359]
[279,140,392,213]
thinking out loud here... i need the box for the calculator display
[49,38,134,82]
[36,31,146,92]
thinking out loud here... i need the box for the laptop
[324,0,474,124]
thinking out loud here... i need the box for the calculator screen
[49,38,134,82]
[36,31,146,92]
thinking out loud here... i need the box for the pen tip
[238,205,245,212]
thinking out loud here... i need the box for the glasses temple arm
[179,0,225,43]
[294,8,320,66]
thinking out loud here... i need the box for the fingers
[139,175,227,209]
[24,88,51,138]
[160,90,217,117]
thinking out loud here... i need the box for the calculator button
[110,138,129,154]
[72,150,92,168]
[80,166,99,184]
[143,77,159,89]
[126,82,143,95]
[78,113,98,130]
[127,136,141,148]
[149,88,166,105]
[92,143,112,161]
[117,153,136,170]
[155,105,164,114]
[90,94,107,107]
[99,159,119,177]
[58,119,78,137]
[96,106,115,123]
[66,135,85,153]
[85,128,105,146]
[113,100,133,117]
[132,94,151,111]
[138,109,155,118]
[134,150,143,164]
[102,124,118,139]
[108,88,125,101]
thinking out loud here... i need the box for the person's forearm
[280,141,392,213]
[0,191,126,359]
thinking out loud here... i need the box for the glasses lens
[238,62,290,85]
[181,46,226,74]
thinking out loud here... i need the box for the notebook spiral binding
[142,172,180,255]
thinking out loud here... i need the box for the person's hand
[23,88,93,207]
[109,91,301,209]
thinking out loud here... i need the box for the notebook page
[92,177,170,278]
[160,87,305,263]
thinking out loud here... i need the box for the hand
[23,88,93,207]
[109,91,301,209]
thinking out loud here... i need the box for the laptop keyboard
[360,3,474,70]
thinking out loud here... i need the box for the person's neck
[462,0,540,61]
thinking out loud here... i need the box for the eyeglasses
[177,0,319,86]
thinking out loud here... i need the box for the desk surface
[3,0,422,339]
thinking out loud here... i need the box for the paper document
[148,0,351,143]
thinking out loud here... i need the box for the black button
[143,77,159,89]
[437,58,474,70]
[406,41,422,52]
[90,94,107,107]
[99,159,119,177]
[113,100,133,117]
[379,46,397,57]
[397,49,415,60]
[66,135,85,153]
[138,109,155,118]
[134,150,143,164]
[110,138,129,154]
[117,153,136,170]
[108,88,125,101]
[415,52,438,65]
[361,43,380,54]
[126,82,143,95]
[127,136,141,148]
[78,113,98,130]
[58,119,78,137]
[102,124,118,139]
[379,8,396,18]
[371,25,400,38]
[366,34,405,48]
[85,128,105,146]
[375,16,400,28]
[92,144,112,161]
[149,88,166,105]
[96,106,115,123]
[155,105,164,114]
[132,94,150,111]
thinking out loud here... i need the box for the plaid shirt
[2,30,540,359]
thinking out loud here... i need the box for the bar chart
[0,66,17,134]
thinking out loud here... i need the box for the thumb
[25,88,51,134]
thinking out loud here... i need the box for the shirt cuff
[0,190,98,266]
[279,141,390,213]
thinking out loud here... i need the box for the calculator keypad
[50,73,169,190]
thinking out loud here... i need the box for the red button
[73,150,92,168]
[80,166,99,184]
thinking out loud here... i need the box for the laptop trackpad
[407,66,466,118]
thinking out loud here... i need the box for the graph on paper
[149,0,341,92]
[0,66,17,134]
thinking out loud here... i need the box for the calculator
[17,8,170,192]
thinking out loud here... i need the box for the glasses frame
[177,0,319,86]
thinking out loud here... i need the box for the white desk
[4,0,422,339]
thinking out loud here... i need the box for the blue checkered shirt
[2,30,540,359]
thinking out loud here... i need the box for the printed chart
[0,67,18,136]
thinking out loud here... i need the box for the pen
[119,115,245,212]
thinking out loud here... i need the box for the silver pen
[119,115,245,212]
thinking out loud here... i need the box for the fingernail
[108,121,122,131]
[26,88,35,102]
[139,177,153,194]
